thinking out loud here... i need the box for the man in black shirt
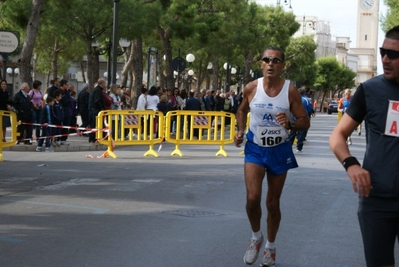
[88,78,106,143]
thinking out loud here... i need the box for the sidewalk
[4,134,107,152]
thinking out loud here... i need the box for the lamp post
[171,51,195,89]
[206,62,213,90]
[147,47,158,88]
[224,63,237,92]
[92,39,129,87]
[92,40,112,86]
[6,67,19,95]
[112,0,120,85]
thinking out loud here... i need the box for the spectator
[136,87,148,135]
[14,83,34,144]
[146,86,160,137]
[52,90,64,146]
[109,84,122,140]
[69,90,78,134]
[0,79,13,142]
[59,79,71,145]
[29,80,43,142]
[48,78,60,98]
[88,78,106,144]
[36,96,54,152]
[157,94,173,115]
[185,91,201,138]
[77,83,90,130]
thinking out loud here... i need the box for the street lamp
[147,47,158,88]
[224,63,237,92]
[186,54,195,64]
[206,62,213,90]
[171,51,195,89]
[92,40,112,86]
[6,67,19,95]
[93,39,129,87]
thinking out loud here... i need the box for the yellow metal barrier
[165,111,235,157]
[0,111,18,162]
[95,110,164,158]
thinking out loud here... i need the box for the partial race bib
[385,100,399,137]
[256,126,287,147]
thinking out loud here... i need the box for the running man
[330,25,399,267]
[235,46,310,266]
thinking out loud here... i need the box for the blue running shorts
[244,131,298,175]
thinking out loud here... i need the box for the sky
[255,0,388,74]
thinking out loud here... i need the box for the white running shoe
[261,248,276,267]
[243,234,264,265]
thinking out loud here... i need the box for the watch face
[362,0,374,9]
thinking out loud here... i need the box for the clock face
[361,0,374,9]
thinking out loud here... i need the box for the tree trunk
[51,39,59,80]
[120,41,134,88]
[86,39,99,89]
[19,0,45,85]
[80,60,86,83]
[211,57,219,91]
[133,38,144,107]
[244,50,255,85]
[157,26,174,91]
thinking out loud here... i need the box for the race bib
[384,100,399,137]
[256,126,287,147]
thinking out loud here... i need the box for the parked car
[328,100,338,114]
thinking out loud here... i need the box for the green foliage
[381,0,399,33]
[285,35,317,86]
[314,56,356,92]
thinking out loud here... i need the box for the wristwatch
[288,121,295,130]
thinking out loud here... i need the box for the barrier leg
[144,143,159,157]
[215,144,228,157]
[171,144,183,157]
[0,150,3,162]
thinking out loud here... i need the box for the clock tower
[350,0,380,83]
[357,0,379,50]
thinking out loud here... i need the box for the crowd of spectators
[0,77,243,146]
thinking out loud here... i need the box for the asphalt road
[0,112,392,267]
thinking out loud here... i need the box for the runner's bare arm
[234,80,257,147]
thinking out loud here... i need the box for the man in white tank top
[234,46,310,266]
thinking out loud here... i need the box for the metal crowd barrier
[96,110,165,158]
[0,111,18,162]
[95,110,235,158]
[165,111,235,157]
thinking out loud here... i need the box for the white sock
[252,230,262,240]
[265,240,275,249]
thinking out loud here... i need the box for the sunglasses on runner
[380,47,399,60]
[262,56,284,64]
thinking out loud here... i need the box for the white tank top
[249,78,291,147]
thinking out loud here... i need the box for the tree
[381,0,399,32]
[314,56,356,111]
[285,35,317,87]
[0,0,45,85]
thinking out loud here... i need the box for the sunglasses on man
[262,56,284,64]
[380,47,399,60]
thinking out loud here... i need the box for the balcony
[358,64,377,72]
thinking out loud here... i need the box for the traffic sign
[0,31,19,53]
[171,57,186,72]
